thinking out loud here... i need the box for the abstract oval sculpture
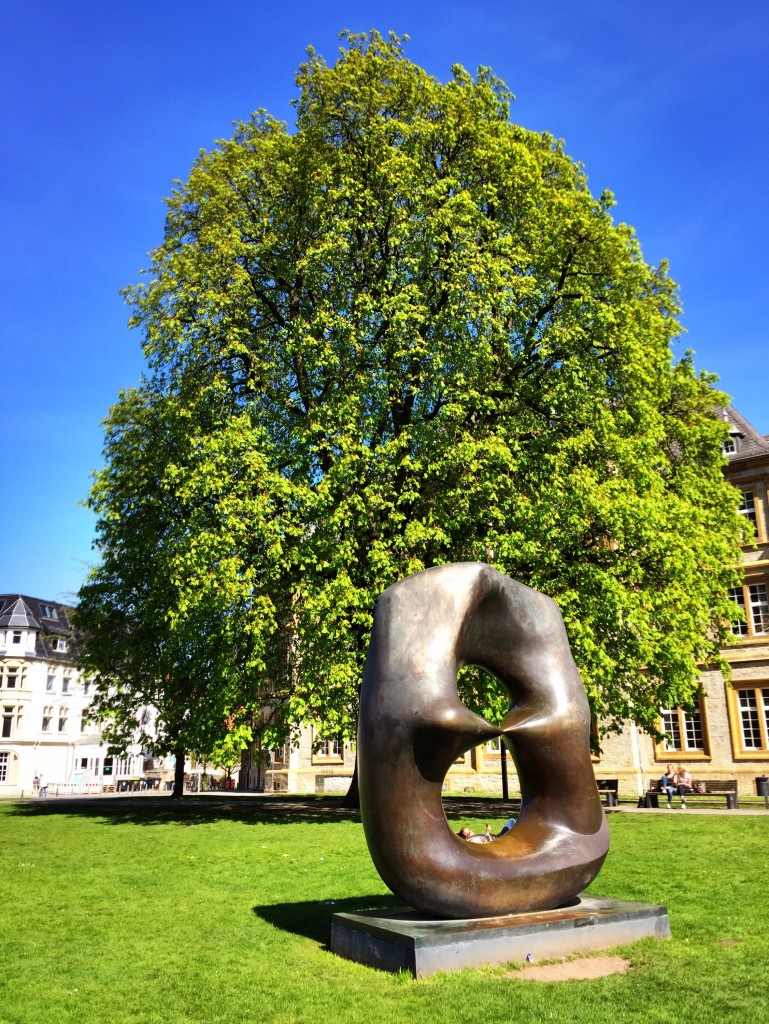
[358,563,609,919]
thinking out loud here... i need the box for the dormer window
[39,604,59,620]
[54,638,68,653]
[722,425,747,455]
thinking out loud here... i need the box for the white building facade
[0,595,146,798]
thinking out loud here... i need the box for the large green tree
[78,31,743,779]
[75,387,288,793]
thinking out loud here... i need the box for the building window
[11,631,21,645]
[58,708,68,733]
[723,434,736,454]
[748,584,769,635]
[729,582,769,637]
[39,605,59,620]
[658,703,708,756]
[62,675,70,693]
[738,491,757,526]
[54,638,68,653]
[735,687,769,752]
[0,752,7,782]
[730,586,748,636]
[1,665,23,689]
[46,673,55,691]
[311,731,344,763]
[2,706,21,739]
[726,685,769,758]
[42,706,52,732]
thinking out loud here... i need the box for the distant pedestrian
[33,775,40,797]
[39,776,48,798]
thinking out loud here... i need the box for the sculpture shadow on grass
[253,895,403,947]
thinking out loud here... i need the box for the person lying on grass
[457,818,516,843]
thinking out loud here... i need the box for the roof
[723,406,769,464]
[0,596,40,630]
[0,594,77,662]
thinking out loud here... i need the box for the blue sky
[2,1,767,602]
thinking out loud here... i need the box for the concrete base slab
[330,895,670,977]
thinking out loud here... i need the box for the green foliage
[79,30,743,755]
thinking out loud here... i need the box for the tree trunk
[172,743,185,798]
[341,754,360,809]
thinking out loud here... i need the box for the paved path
[611,802,768,816]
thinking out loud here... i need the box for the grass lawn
[1,797,767,1024]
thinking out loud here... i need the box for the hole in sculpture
[456,665,509,728]
[447,666,517,798]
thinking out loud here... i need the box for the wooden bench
[643,779,739,809]
[596,779,619,808]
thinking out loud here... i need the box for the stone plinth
[330,895,670,978]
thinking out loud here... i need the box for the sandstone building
[592,406,769,797]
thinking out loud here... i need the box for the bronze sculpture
[358,563,609,919]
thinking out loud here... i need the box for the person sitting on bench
[674,765,693,809]
[660,763,677,808]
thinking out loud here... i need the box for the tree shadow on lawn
[8,795,363,828]
[254,894,404,947]
[9,795,518,829]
